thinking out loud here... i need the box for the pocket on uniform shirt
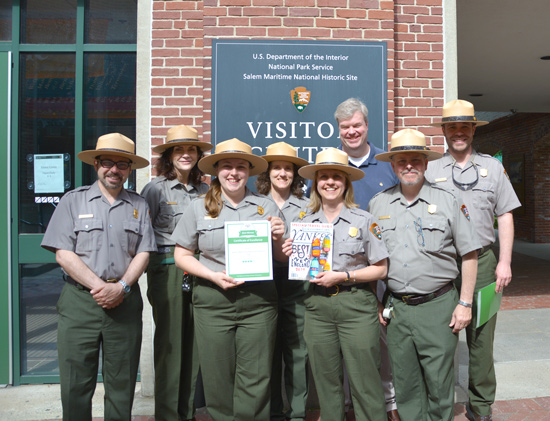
[122,220,143,255]
[196,219,225,254]
[471,181,495,211]
[420,216,447,253]
[157,202,177,231]
[378,219,398,252]
[74,218,104,254]
[338,241,366,268]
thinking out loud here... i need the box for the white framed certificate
[224,220,273,281]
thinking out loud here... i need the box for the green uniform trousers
[304,286,386,421]
[270,267,310,421]
[386,287,458,421]
[57,282,143,421]
[147,249,199,421]
[456,248,498,417]
[193,278,277,420]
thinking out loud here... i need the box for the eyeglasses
[98,159,131,170]
[451,161,479,191]
[414,217,425,247]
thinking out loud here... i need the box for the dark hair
[154,145,204,185]
[255,162,306,198]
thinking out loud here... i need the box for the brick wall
[475,113,550,242]
[150,0,447,173]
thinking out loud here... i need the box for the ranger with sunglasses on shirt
[41,133,156,421]
[425,100,521,421]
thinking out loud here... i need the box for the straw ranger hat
[152,125,214,154]
[429,99,489,127]
[375,129,442,162]
[262,142,309,168]
[198,138,268,176]
[77,133,150,169]
[298,148,364,181]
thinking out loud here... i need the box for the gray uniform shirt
[368,180,481,294]
[426,150,521,247]
[302,206,389,286]
[41,181,157,280]
[171,188,284,274]
[141,176,209,246]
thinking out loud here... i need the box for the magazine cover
[288,222,334,281]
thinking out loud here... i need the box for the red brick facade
[475,113,550,243]
[150,0,446,163]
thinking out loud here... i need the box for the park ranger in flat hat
[41,133,156,420]
[426,100,521,421]
[368,128,481,421]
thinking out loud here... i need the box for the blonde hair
[308,171,358,213]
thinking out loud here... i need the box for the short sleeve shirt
[368,180,481,294]
[425,150,521,247]
[171,188,284,274]
[302,206,389,286]
[41,181,157,280]
[141,176,209,246]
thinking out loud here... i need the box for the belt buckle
[329,285,340,297]
[402,295,412,304]
[106,278,118,283]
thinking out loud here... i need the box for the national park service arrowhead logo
[290,86,311,113]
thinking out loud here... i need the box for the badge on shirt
[369,223,382,240]
[434,177,447,183]
[480,169,488,178]
[349,227,358,238]
[204,215,217,220]
[461,204,471,221]
[257,206,264,215]
[299,211,306,220]
[78,214,93,219]
[428,204,437,214]
[134,209,138,219]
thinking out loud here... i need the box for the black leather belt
[390,282,453,306]
[63,274,91,292]
[313,282,367,297]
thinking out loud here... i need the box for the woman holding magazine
[172,138,286,420]
[283,147,389,421]
[255,142,310,421]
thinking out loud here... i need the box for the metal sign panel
[212,39,387,163]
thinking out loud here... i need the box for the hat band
[390,145,429,152]
[94,147,135,158]
[317,161,348,166]
[216,149,250,155]
[441,115,478,123]
[167,138,199,143]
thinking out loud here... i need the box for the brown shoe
[465,403,493,421]
[387,409,401,421]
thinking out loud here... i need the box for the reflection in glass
[86,0,137,44]
[0,0,12,41]
[19,53,75,233]
[19,264,64,376]
[83,53,137,188]
[20,0,77,44]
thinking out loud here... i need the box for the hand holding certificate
[224,220,273,281]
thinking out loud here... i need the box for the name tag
[434,177,447,183]
[78,214,93,219]
[378,215,390,220]
[166,201,177,205]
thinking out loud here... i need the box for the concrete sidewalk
[1,239,549,420]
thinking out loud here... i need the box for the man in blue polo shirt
[335,98,399,421]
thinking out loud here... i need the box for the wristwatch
[118,280,131,294]
[458,300,472,308]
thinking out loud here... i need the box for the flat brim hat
[262,142,309,167]
[198,138,268,176]
[152,125,214,154]
[298,148,364,181]
[428,99,489,127]
[375,129,443,162]
[77,133,150,169]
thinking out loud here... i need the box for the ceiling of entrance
[457,0,550,113]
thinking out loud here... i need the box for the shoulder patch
[369,223,382,240]
[461,204,470,221]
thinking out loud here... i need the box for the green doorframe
[0,51,12,385]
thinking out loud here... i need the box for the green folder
[475,282,502,328]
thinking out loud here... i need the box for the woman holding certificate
[255,142,310,421]
[172,138,286,420]
[140,125,212,421]
[283,148,389,421]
